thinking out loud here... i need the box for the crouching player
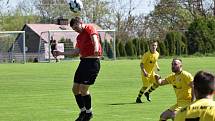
[155,58,194,121]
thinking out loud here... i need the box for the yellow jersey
[165,71,193,105]
[175,99,215,121]
[140,51,159,74]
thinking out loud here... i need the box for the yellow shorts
[169,101,191,112]
[141,72,156,87]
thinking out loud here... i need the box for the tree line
[103,17,215,58]
[1,0,215,57]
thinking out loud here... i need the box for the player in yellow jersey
[136,40,160,103]
[175,71,215,121]
[155,58,194,121]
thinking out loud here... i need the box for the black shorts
[74,58,100,85]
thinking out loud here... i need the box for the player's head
[194,71,215,99]
[70,17,83,33]
[171,58,182,73]
[149,40,158,53]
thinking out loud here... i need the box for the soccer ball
[68,0,83,13]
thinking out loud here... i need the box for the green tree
[2,10,39,31]
[207,18,215,50]
[125,40,134,56]
[115,39,120,57]
[103,40,113,58]
[118,41,126,57]
[144,0,193,40]
[165,31,187,56]
[106,41,113,58]
[181,34,188,54]
[158,41,167,56]
[186,18,215,54]
[132,38,142,56]
[165,32,176,56]
[139,38,148,55]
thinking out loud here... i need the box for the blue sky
[6,0,155,15]
[108,0,155,15]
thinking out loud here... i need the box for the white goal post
[38,29,116,62]
[0,31,26,64]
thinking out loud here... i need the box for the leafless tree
[109,0,144,40]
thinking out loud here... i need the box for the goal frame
[0,31,26,64]
[38,29,116,62]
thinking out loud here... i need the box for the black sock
[75,94,85,109]
[138,91,144,98]
[83,95,91,111]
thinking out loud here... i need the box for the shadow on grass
[107,102,143,105]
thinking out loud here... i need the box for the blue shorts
[74,58,100,85]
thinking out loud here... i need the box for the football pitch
[0,57,215,121]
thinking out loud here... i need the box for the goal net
[0,31,26,63]
[38,29,116,62]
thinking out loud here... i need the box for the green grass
[0,57,215,121]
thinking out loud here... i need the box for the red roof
[26,24,76,43]
[25,23,112,43]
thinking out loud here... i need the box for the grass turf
[0,57,214,121]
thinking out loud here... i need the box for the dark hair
[70,17,82,27]
[194,71,215,96]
